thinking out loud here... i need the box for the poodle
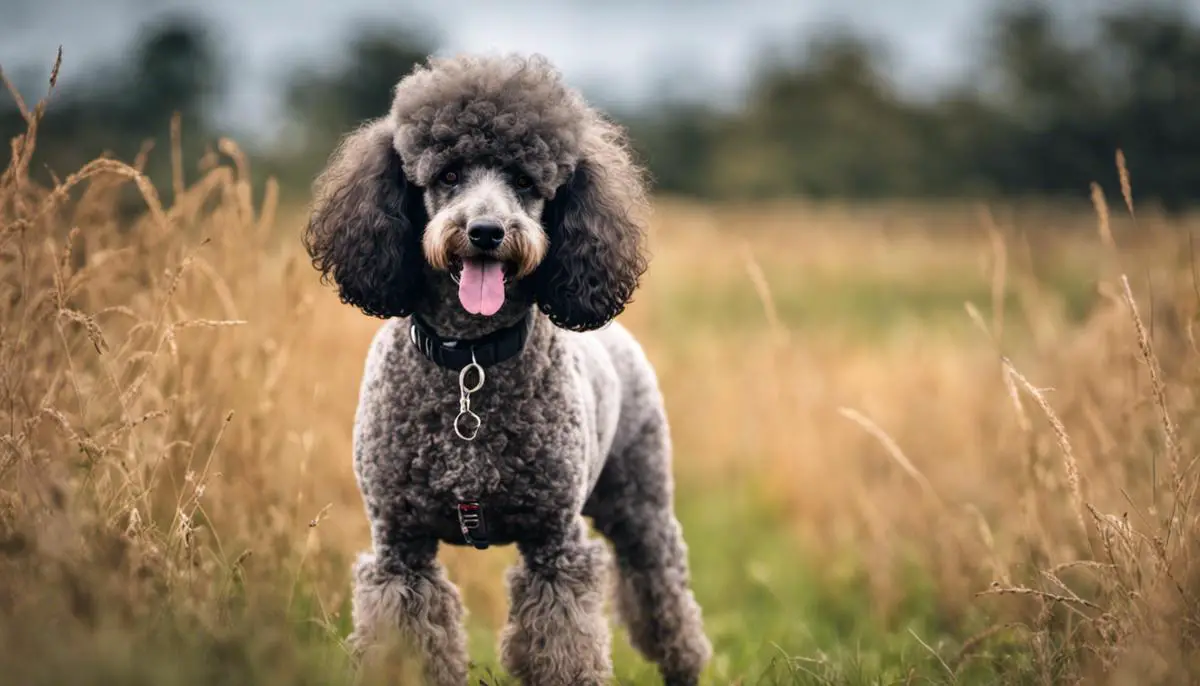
[303,53,712,686]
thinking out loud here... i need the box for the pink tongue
[458,258,506,316]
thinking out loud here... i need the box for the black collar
[408,313,533,372]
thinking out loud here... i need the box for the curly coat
[304,53,711,686]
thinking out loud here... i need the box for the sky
[0,0,1186,141]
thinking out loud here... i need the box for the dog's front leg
[349,540,468,686]
[499,517,612,686]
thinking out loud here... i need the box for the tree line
[3,3,1199,209]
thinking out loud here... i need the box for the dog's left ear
[534,120,650,331]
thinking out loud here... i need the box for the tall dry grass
[672,178,1200,681]
[0,58,383,684]
[2,59,1200,684]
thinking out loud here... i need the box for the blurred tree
[624,101,723,196]
[127,17,224,132]
[1101,5,1200,211]
[968,2,1200,209]
[272,23,435,193]
[626,2,1200,208]
[706,30,938,199]
[9,2,1200,209]
[1,12,225,200]
[986,4,1099,127]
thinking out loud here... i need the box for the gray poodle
[302,53,712,686]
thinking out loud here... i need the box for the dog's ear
[303,118,428,319]
[534,121,650,331]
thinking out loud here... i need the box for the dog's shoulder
[362,317,409,375]
[354,317,422,409]
[558,320,662,417]
[578,321,656,382]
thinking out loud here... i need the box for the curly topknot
[390,54,590,199]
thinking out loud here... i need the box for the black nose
[467,220,505,250]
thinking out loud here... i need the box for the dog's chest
[395,364,592,542]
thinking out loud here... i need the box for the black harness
[408,313,535,550]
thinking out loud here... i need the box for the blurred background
[5,0,1200,208]
[4,1,1200,684]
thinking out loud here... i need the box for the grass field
[3,98,1200,684]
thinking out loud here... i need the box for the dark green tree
[273,23,436,192]
[1102,5,1200,210]
[1,13,225,195]
[126,16,224,132]
[708,30,937,198]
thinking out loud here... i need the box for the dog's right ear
[303,118,428,319]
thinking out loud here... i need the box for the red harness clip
[456,501,489,550]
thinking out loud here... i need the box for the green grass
[650,271,1098,339]
[448,480,1013,685]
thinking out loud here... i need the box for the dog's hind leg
[586,417,712,686]
[499,517,612,686]
[349,537,468,686]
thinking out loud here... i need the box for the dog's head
[302,53,649,332]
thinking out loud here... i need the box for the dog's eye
[439,170,459,186]
[515,174,533,191]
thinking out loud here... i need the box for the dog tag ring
[459,359,485,394]
[454,354,486,441]
[454,408,481,441]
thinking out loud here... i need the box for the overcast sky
[1,0,1190,140]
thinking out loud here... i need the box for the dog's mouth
[450,257,513,316]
